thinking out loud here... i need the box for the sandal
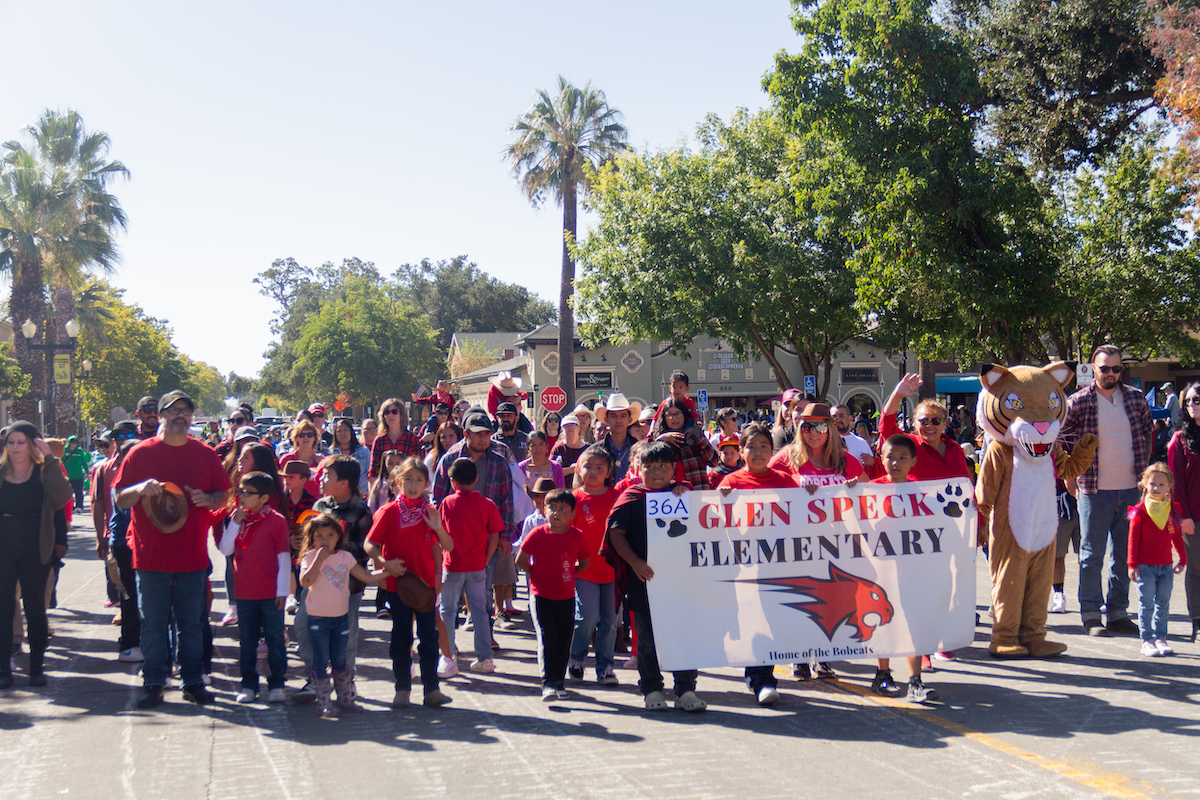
[643,690,668,711]
[675,690,707,713]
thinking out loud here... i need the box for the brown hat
[394,573,436,613]
[282,460,311,477]
[525,477,558,498]
[797,402,832,420]
[141,481,188,534]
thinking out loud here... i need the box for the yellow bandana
[1146,496,1171,529]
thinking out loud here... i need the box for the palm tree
[506,77,629,409]
[0,109,128,427]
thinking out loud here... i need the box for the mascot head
[976,362,1073,461]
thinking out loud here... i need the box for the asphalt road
[1,511,1197,800]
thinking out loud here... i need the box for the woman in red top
[652,397,718,488]
[769,403,863,489]
[368,398,421,496]
[1166,381,1200,642]
[879,373,970,482]
[279,420,323,499]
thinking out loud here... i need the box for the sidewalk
[0,510,1196,799]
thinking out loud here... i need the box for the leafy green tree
[576,110,860,396]
[0,341,30,399]
[506,77,630,408]
[178,356,228,418]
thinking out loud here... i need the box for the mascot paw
[655,518,688,538]
[988,643,1030,659]
[1023,640,1067,659]
[1078,434,1099,451]
[936,484,971,518]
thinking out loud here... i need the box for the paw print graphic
[936,483,971,518]
[655,518,689,538]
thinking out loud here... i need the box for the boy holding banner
[604,442,707,712]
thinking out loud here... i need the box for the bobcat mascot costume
[975,363,1098,658]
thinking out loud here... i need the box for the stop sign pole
[540,385,567,413]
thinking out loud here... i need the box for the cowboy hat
[570,404,594,425]
[141,481,188,534]
[797,402,833,420]
[490,371,523,395]
[593,393,643,425]
[394,572,436,613]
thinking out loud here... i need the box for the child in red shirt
[216,472,291,704]
[1127,462,1187,657]
[567,444,622,685]
[517,488,589,700]
[366,457,454,708]
[869,434,938,704]
[437,458,503,675]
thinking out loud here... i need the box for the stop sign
[540,385,567,412]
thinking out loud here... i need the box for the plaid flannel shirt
[1058,382,1152,495]
[432,439,515,543]
[673,430,719,488]
[368,429,422,480]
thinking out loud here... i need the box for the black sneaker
[792,663,811,681]
[1106,617,1140,637]
[907,678,939,704]
[137,685,165,709]
[816,662,836,679]
[1084,619,1110,637]
[871,668,897,695]
[182,683,215,705]
[567,660,584,681]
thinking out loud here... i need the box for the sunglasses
[1186,397,1200,406]
[918,417,945,426]
[228,417,245,425]
[1096,365,1123,374]
[236,488,264,497]
[114,433,137,441]
[295,432,316,439]
[800,421,829,434]
[383,408,400,416]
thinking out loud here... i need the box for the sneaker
[469,658,494,674]
[391,690,411,709]
[219,609,238,627]
[623,656,638,670]
[235,688,256,704]
[644,690,668,711]
[555,685,570,700]
[1155,638,1175,656]
[1141,640,1161,657]
[907,678,939,704]
[423,689,452,707]
[567,659,585,681]
[871,668,898,695]
[932,651,956,662]
[1107,617,1140,636]
[136,685,164,709]
[463,619,474,632]
[541,685,556,702]
[792,663,811,681]
[1084,619,1110,637]
[675,690,707,712]
[921,655,933,670]
[816,662,836,679]
[201,674,212,686]
[1049,591,1066,613]
[597,666,619,686]
[103,599,117,608]
[377,609,391,620]
[292,680,316,703]
[267,688,286,703]
[117,647,144,663]
[757,686,780,706]
[182,683,215,705]
[285,595,299,614]
[437,655,459,679]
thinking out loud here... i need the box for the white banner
[644,478,977,671]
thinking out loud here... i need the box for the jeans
[137,569,207,687]
[70,478,85,511]
[1136,564,1174,640]
[111,544,140,651]
[296,589,363,673]
[1184,530,1200,620]
[632,608,697,697]
[440,568,491,660]
[534,596,575,687]
[308,614,349,678]
[569,578,617,674]
[1077,488,1139,623]
[0,526,50,670]
[386,591,439,692]
[236,598,287,690]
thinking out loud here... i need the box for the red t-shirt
[367,497,438,589]
[879,414,970,482]
[572,488,620,584]
[114,437,230,572]
[720,468,797,490]
[770,449,863,487]
[230,508,290,600]
[439,490,503,573]
[520,524,589,601]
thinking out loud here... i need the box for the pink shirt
[301,549,357,617]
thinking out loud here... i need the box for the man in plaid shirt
[1058,345,1152,637]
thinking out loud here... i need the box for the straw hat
[593,393,643,424]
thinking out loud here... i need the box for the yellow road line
[819,678,1155,799]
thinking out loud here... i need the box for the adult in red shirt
[114,390,230,709]
[1166,380,1200,642]
[879,373,971,482]
[769,403,864,488]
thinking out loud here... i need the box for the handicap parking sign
[697,389,708,411]
[803,375,816,395]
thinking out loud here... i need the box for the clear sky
[3,1,799,378]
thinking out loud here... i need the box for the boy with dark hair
[217,471,291,703]
[517,488,589,700]
[653,370,701,427]
[439,457,503,674]
[605,441,706,712]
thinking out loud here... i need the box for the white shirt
[842,431,875,464]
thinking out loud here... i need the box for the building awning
[936,375,981,394]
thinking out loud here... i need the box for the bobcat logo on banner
[644,480,977,671]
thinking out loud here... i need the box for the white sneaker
[285,595,299,614]
[541,685,556,702]
[1155,638,1175,656]
[117,647,144,662]
[235,688,256,703]
[1141,640,1161,657]
[469,658,495,674]
[437,655,459,678]
[757,686,780,706]
[220,609,238,626]
[267,688,287,703]
[1049,591,1066,614]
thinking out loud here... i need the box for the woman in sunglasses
[367,398,422,499]
[279,420,324,498]
[652,397,719,489]
[769,402,863,489]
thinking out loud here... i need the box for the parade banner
[644,479,977,671]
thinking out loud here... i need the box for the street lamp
[21,318,81,436]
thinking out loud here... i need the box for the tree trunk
[919,358,937,400]
[747,324,793,390]
[559,180,577,411]
[52,281,78,437]
[8,255,48,426]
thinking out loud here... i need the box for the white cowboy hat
[593,393,643,425]
[490,371,523,395]
[570,403,594,424]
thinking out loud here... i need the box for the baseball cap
[233,425,260,443]
[158,390,195,413]
[462,410,493,432]
[137,395,158,413]
[308,403,326,415]
[496,401,519,415]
